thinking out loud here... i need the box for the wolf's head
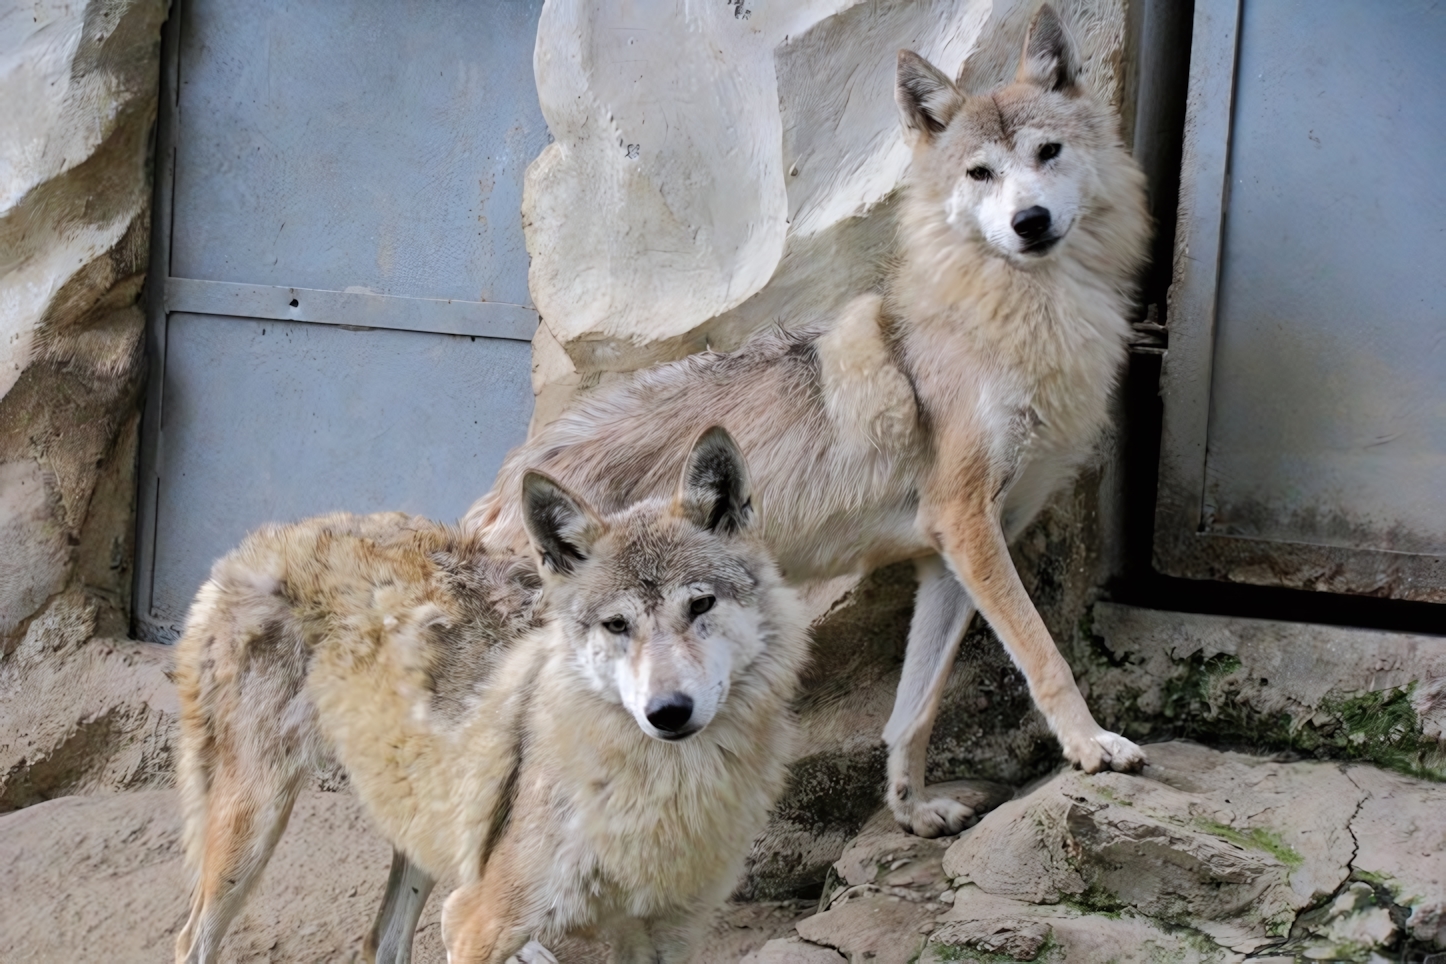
[521,426,792,742]
[896,4,1135,265]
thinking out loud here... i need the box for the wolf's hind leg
[365,849,435,964]
[882,554,979,838]
[174,763,304,963]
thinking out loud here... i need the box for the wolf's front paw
[892,793,977,838]
[1062,729,1146,774]
[506,941,559,964]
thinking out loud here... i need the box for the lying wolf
[465,5,1152,838]
[173,428,808,964]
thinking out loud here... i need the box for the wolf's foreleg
[925,483,1145,775]
[173,766,304,963]
[365,849,435,964]
[881,554,979,837]
[440,873,531,964]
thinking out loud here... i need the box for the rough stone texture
[742,937,846,964]
[749,743,1446,964]
[926,888,1224,964]
[0,0,166,645]
[1083,603,1446,778]
[523,0,1129,424]
[4,740,1443,962]
[0,591,176,811]
[0,789,811,964]
[791,781,1010,964]
[934,742,1446,961]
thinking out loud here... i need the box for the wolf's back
[172,511,537,875]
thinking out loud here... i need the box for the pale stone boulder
[523,0,1128,424]
[794,780,1010,964]
[768,743,1446,964]
[0,0,167,643]
[742,937,846,964]
[935,742,1446,960]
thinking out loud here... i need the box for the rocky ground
[4,595,1445,963]
[757,742,1446,964]
[4,742,1444,963]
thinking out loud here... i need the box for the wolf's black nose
[1012,206,1052,240]
[646,693,695,733]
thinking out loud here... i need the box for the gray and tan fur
[465,5,1152,838]
[173,428,809,964]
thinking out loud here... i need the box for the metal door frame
[134,0,539,639]
[1153,0,1445,601]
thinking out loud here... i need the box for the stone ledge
[1082,603,1446,779]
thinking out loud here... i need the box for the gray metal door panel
[1157,0,1446,601]
[171,0,542,305]
[137,0,545,640]
[147,314,532,623]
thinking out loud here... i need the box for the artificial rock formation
[7,744,1443,963]
[523,0,1129,424]
[0,0,167,645]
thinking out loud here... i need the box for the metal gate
[135,0,545,641]
[1156,0,1446,602]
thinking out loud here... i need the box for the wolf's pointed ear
[1016,4,1080,93]
[521,471,604,576]
[897,50,962,142]
[676,426,754,535]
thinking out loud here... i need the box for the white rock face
[525,0,1127,423]
[0,0,164,641]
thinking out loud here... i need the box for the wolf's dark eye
[1038,142,1062,163]
[602,616,629,635]
[967,166,993,182]
[689,595,716,618]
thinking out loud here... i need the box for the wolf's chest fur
[519,660,794,925]
[893,205,1132,469]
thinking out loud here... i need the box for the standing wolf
[466,5,1151,837]
[173,428,809,964]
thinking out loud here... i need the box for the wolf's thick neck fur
[889,117,1149,461]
